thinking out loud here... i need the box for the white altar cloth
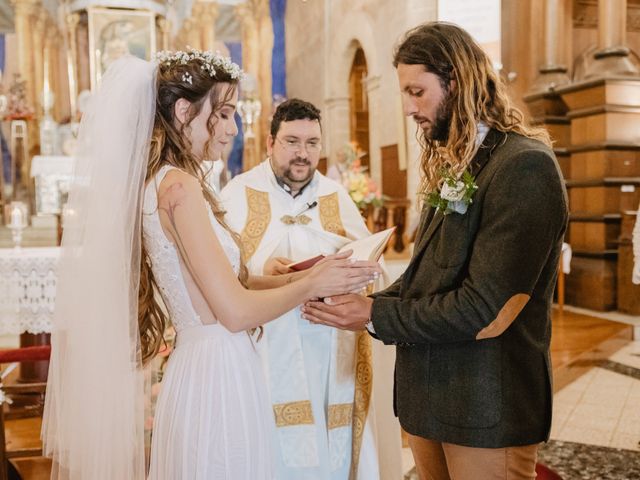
[0,247,60,334]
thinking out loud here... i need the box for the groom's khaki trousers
[407,432,538,480]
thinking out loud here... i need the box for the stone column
[184,19,201,50]
[157,17,171,51]
[236,2,259,78]
[65,12,81,118]
[529,0,571,93]
[32,11,47,117]
[257,0,273,157]
[174,27,186,50]
[197,2,219,51]
[235,1,265,171]
[363,74,382,185]
[44,21,60,119]
[324,96,350,164]
[11,0,39,114]
[76,12,91,93]
[585,0,639,78]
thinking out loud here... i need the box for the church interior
[0,0,638,478]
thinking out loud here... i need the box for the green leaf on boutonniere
[427,191,449,212]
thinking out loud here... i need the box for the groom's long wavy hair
[393,22,551,201]
[138,56,248,365]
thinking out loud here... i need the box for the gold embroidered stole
[318,192,346,237]
[240,187,271,262]
[349,332,373,480]
[273,400,315,427]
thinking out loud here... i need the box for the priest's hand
[301,294,373,331]
[264,257,293,275]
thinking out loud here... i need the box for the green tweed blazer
[370,128,568,448]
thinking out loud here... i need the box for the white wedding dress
[145,165,274,479]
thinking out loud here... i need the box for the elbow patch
[475,293,530,340]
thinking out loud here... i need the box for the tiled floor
[551,365,640,450]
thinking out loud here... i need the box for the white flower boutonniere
[427,169,478,215]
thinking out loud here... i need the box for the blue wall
[0,34,5,72]
[270,0,287,99]
[225,0,287,176]
[225,42,244,177]
[0,34,10,184]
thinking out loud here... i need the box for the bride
[42,51,380,479]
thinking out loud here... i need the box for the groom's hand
[302,294,373,331]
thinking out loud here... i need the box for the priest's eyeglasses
[276,137,322,154]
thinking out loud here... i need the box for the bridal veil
[42,56,157,479]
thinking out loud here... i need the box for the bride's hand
[263,257,293,275]
[306,250,381,299]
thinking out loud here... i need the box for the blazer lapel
[412,206,435,252]
[410,129,506,261]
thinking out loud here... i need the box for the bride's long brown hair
[138,55,248,365]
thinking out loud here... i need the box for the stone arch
[325,11,382,182]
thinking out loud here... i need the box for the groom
[303,22,568,479]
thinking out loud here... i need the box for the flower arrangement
[336,143,383,210]
[3,73,34,120]
[427,168,478,215]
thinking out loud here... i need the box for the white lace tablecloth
[0,247,60,334]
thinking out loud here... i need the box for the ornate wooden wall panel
[617,210,640,314]
[557,78,640,310]
[380,144,407,199]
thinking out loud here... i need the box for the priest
[221,98,380,479]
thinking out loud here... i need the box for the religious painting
[88,7,157,90]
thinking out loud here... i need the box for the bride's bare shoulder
[157,168,202,208]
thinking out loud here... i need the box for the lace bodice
[142,165,241,332]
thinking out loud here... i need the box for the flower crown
[154,47,244,81]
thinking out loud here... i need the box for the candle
[43,45,50,106]
[10,206,24,229]
[8,202,27,229]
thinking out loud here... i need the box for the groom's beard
[422,90,453,143]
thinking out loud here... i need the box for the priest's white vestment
[221,160,380,480]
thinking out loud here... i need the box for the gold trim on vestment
[328,403,353,430]
[240,187,271,262]
[273,400,315,427]
[349,332,373,480]
[319,192,346,237]
[280,214,312,225]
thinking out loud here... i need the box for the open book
[287,227,395,271]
